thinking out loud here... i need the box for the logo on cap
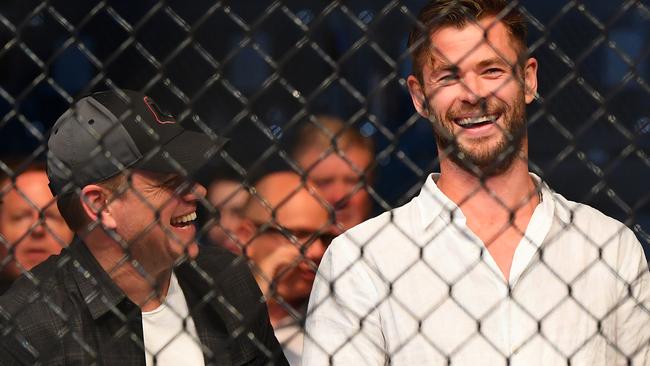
[143,96,176,124]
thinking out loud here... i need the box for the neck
[267,301,288,326]
[267,298,305,327]
[436,155,539,219]
[82,231,172,312]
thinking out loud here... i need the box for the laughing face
[107,171,204,276]
[407,17,538,176]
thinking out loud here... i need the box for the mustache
[445,100,506,121]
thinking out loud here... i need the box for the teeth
[170,212,197,225]
[456,114,497,126]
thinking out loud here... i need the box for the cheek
[427,91,455,116]
[1,222,31,243]
[349,189,369,207]
[47,220,73,242]
[247,237,277,261]
[492,78,522,102]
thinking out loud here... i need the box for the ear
[80,185,116,229]
[523,57,538,104]
[407,75,429,117]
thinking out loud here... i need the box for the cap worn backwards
[46,89,227,196]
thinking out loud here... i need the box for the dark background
[0,0,648,259]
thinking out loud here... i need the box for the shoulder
[194,244,252,282]
[551,192,646,266]
[552,192,631,239]
[341,198,418,245]
[322,200,420,275]
[0,257,69,363]
[332,195,422,250]
[0,256,67,315]
[184,245,263,304]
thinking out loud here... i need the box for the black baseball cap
[47,89,227,196]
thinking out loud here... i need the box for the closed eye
[437,73,459,84]
[483,68,505,78]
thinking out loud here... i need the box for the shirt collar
[67,237,128,320]
[415,173,459,230]
[416,172,555,240]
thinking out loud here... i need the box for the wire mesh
[0,0,648,365]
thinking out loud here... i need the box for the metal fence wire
[0,0,649,365]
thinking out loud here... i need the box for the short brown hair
[407,0,528,81]
[291,115,375,161]
[56,173,127,232]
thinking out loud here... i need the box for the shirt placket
[452,215,512,357]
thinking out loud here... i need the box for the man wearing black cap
[0,89,288,365]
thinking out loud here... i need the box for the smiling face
[407,17,538,176]
[106,171,205,275]
[0,170,73,279]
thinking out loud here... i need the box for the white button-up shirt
[303,174,650,365]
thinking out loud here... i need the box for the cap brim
[137,130,229,178]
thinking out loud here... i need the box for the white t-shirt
[274,316,304,366]
[142,272,205,366]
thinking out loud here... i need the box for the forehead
[208,180,247,206]
[276,192,328,228]
[429,17,519,68]
[254,188,328,229]
[132,170,177,185]
[1,170,53,207]
[300,147,372,175]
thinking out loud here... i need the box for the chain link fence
[0,0,649,365]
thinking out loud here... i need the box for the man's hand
[252,244,301,297]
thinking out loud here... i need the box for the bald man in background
[0,161,74,293]
[237,171,333,365]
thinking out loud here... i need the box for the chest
[382,249,616,366]
[33,298,247,366]
[466,212,535,280]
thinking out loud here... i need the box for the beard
[427,93,528,178]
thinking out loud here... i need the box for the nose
[303,237,326,265]
[30,211,46,237]
[183,182,207,201]
[459,73,484,106]
[326,181,349,209]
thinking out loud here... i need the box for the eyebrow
[476,57,512,70]
[430,60,459,75]
[430,54,513,74]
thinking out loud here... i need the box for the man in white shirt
[302,1,650,365]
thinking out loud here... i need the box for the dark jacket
[0,238,288,366]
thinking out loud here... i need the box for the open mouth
[170,211,197,228]
[454,114,499,129]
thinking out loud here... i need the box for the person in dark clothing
[0,89,288,365]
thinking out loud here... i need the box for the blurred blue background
[0,0,648,259]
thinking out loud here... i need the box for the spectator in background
[205,167,249,253]
[290,116,374,234]
[237,171,333,366]
[0,160,73,294]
